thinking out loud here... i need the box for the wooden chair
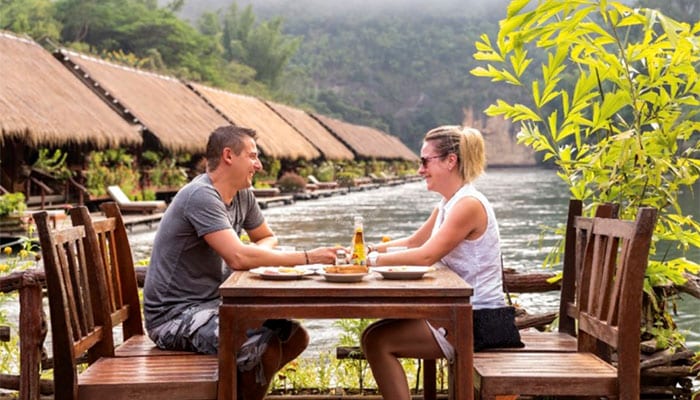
[69,202,190,357]
[473,206,657,399]
[34,209,217,399]
[420,200,620,399]
[506,199,619,352]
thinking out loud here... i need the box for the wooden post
[19,270,45,400]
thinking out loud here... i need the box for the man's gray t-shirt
[143,174,264,330]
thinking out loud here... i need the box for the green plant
[255,157,281,184]
[271,351,336,394]
[32,148,72,179]
[276,172,307,193]
[143,152,188,189]
[1,230,39,274]
[335,319,375,392]
[0,192,26,217]
[253,181,272,189]
[84,150,140,197]
[314,161,337,182]
[296,160,314,178]
[336,171,359,187]
[472,0,700,347]
[140,188,157,201]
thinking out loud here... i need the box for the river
[125,167,700,357]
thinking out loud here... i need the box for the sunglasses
[419,155,444,168]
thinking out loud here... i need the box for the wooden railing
[0,269,51,399]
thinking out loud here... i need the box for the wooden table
[218,266,473,400]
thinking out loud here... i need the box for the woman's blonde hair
[424,125,485,183]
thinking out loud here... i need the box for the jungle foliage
[0,0,297,98]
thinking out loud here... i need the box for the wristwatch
[368,251,379,266]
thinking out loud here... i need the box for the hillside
[174,0,528,157]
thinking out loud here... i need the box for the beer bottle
[350,216,366,266]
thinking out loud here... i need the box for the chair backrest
[107,185,132,204]
[34,209,114,398]
[70,202,144,340]
[576,207,657,398]
[559,200,620,335]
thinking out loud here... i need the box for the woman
[361,125,521,399]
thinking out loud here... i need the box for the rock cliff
[463,109,537,167]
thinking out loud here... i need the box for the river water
[125,167,700,357]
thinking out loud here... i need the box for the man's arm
[205,228,301,269]
[204,228,336,270]
[246,221,278,248]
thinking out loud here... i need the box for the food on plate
[262,267,303,275]
[323,265,368,274]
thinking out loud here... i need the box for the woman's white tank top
[431,184,505,309]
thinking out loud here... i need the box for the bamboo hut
[264,101,354,160]
[0,31,141,194]
[55,49,229,155]
[311,113,417,161]
[188,83,320,160]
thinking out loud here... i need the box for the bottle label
[351,227,366,265]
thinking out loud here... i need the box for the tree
[54,0,224,83]
[472,0,700,347]
[0,0,61,42]
[201,2,300,88]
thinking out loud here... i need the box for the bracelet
[304,250,310,264]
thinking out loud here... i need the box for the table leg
[452,304,473,400]
[218,305,235,400]
[219,306,261,400]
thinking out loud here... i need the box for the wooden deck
[120,212,165,230]
[257,195,295,209]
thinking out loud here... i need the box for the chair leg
[423,359,436,400]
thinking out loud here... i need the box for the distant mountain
[171,0,521,153]
[176,0,500,22]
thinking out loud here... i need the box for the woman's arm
[372,207,440,253]
[370,197,487,266]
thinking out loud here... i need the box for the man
[144,125,337,399]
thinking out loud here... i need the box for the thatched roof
[385,134,419,161]
[264,101,354,160]
[56,49,228,154]
[311,113,417,161]
[0,31,141,148]
[189,83,320,160]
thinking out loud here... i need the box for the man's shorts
[148,299,220,354]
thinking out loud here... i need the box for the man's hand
[306,247,339,264]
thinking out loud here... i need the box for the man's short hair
[206,125,257,171]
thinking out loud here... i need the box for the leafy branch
[471,0,700,347]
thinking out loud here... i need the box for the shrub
[276,172,306,193]
[335,172,358,187]
[0,193,26,217]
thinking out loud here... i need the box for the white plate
[371,266,434,280]
[293,264,326,274]
[318,270,368,283]
[249,267,314,280]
